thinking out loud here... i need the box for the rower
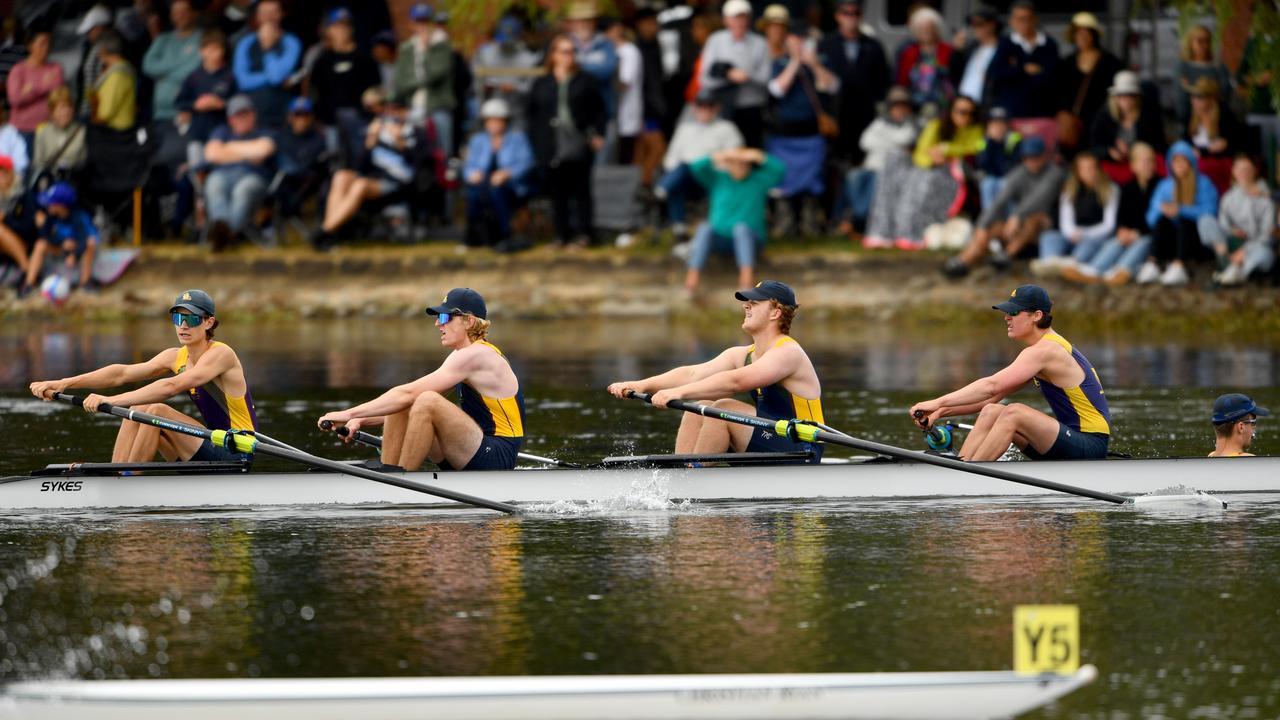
[28,289,258,463]
[1208,393,1269,457]
[910,284,1111,462]
[607,280,824,463]
[317,288,525,471]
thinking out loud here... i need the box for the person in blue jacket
[463,98,534,252]
[1135,140,1219,286]
[21,182,100,295]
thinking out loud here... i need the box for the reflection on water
[1,498,1278,718]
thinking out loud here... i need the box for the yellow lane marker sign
[1014,605,1079,675]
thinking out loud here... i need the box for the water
[1,318,1279,718]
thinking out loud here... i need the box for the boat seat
[30,461,251,477]
[600,451,814,468]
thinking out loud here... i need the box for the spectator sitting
[141,0,202,125]
[275,96,327,225]
[6,29,63,148]
[1052,12,1121,156]
[232,0,301,129]
[896,6,953,114]
[986,0,1059,120]
[203,94,276,251]
[1031,151,1118,277]
[311,8,380,167]
[818,0,891,169]
[950,7,1000,109]
[175,29,236,234]
[865,94,983,251]
[371,31,398,98]
[1175,24,1232,125]
[472,16,540,130]
[944,135,1064,276]
[1200,154,1275,286]
[0,155,34,280]
[463,98,534,251]
[839,86,917,238]
[21,182,99,295]
[0,100,30,179]
[658,90,744,242]
[75,5,113,119]
[975,106,1021,210]
[395,4,456,156]
[314,100,422,249]
[698,0,771,148]
[90,31,136,132]
[1185,77,1245,193]
[1135,141,1219,286]
[1062,142,1160,286]
[1208,394,1268,457]
[1090,70,1167,184]
[684,147,785,295]
[32,87,87,184]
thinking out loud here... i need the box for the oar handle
[54,392,115,413]
[321,420,385,449]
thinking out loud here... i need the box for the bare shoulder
[721,344,754,369]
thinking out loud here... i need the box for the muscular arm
[106,345,236,408]
[607,346,745,397]
[660,343,801,404]
[327,351,472,422]
[913,343,1049,423]
[31,349,177,399]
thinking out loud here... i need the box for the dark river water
[1,318,1278,718]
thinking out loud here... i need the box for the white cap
[480,98,511,120]
[77,5,112,35]
[722,0,752,18]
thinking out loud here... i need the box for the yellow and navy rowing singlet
[1031,333,1110,435]
[172,342,258,431]
[745,337,825,424]
[457,341,525,440]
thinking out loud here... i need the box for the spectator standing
[32,87,87,182]
[141,0,202,123]
[371,31,398,98]
[818,0,890,168]
[975,106,1021,209]
[1053,12,1121,156]
[606,20,643,165]
[698,0,771,148]
[838,86,917,237]
[564,2,618,143]
[1032,151,1118,276]
[943,135,1064,276]
[310,8,380,166]
[1175,24,1232,125]
[950,7,999,109]
[90,31,136,132]
[6,30,63,146]
[472,16,541,129]
[395,4,456,156]
[463,98,534,251]
[1135,141,1219,286]
[632,8,668,187]
[1199,155,1275,285]
[896,7,952,114]
[684,147,785,295]
[1090,70,1167,184]
[22,182,99,294]
[866,94,983,251]
[986,0,1059,120]
[232,0,301,129]
[526,34,606,247]
[658,90,744,240]
[275,96,327,226]
[203,94,276,250]
[1062,142,1160,286]
[0,101,30,179]
[75,5,114,119]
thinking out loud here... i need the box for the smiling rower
[608,280,824,463]
[910,284,1111,462]
[317,288,526,472]
[28,290,258,463]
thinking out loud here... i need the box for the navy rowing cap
[169,289,215,316]
[426,287,488,319]
[1212,393,1271,425]
[735,280,797,306]
[993,284,1051,315]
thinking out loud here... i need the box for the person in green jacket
[684,147,785,295]
[394,3,456,155]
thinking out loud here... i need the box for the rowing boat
[1,454,1269,511]
[0,666,1097,719]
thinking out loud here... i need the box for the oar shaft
[628,392,1129,505]
[56,394,521,514]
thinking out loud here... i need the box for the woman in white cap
[1089,70,1168,185]
[463,97,534,251]
[697,0,771,147]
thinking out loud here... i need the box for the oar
[319,420,580,468]
[626,392,1157,506]
[253,431,306,454]
[54,393,521,515]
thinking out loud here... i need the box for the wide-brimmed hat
[1067,12,1102,41]
[757,4,789,30]
[1108,70,1141,97]
[480,98,511,120]
[565,1,598,21]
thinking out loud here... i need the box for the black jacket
[1089,103,1168,158]
[1053,51,1123,125]
[1117,177,1158,233]
[526,72,607,167]
[986,33,1060,118]
[816,31,890,164]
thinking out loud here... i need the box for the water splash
[527,469,694,514]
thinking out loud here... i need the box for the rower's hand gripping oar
[625,392,1223,508]
[54,393,521,515]
[319,420,580,468]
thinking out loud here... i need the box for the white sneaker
[670,241,691,260]
[1160,262,1189,286]
[1135,260,1161,284]
[1218,263,1245,286]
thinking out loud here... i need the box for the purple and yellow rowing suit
[173,342,257,462]
[745,337,824,463]
[442,340,526,471]
[1024,333,1110,460]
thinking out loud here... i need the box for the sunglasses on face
[172,312,205,328]
[435,312,452,326]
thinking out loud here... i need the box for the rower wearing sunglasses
[28,289,258,463]
[317,288,526,472]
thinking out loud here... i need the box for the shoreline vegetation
[3,240,1279,335]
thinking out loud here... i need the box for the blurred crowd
[0,0,1278,298]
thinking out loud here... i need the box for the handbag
[1055,68,1094,148]
[552,118,590,165]
[800,70,839,139]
